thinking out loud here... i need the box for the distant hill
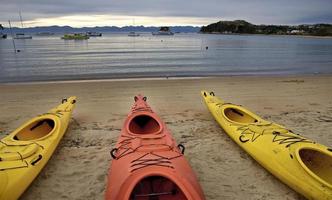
[3,21,331,36]
[0,25,200,34]
[201,20,332,36]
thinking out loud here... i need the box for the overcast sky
[1,0,332,27]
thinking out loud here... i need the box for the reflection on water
[0,33,332,82]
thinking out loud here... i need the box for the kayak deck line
[271,131,313,148]
[130,152,181,172]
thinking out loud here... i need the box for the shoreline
[199,32,332,39]
[1,73,331,86]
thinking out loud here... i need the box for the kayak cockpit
[129,115,161,135]
[130,176,188,200]
[224,107,258,124]
[14,118,55,141]
[299,148,332,187]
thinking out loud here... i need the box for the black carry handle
[62,98,76,104]
[239,135,249,143]
[178,144,185,154]
[110,148,118,159]
[31,155,43,165]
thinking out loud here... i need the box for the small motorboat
[86,31,102,37]
[152,27,174,36]
[128,32,140,37]
[14,33,32,39]
[61,33,89,40]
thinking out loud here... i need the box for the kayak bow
[201,91,332,199]
[106,95,205,200]
[0,97,76,200]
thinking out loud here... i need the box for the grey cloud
[1,0,331,25]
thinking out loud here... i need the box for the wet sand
[0,75,331,200]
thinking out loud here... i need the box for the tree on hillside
[200,20,332,36]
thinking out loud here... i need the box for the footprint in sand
[107,118,121,122]
[181,134,194,139]
[309,103,320,106]
[280,80,305,83]
[91,122,104,130]
[317,115,332,122]
[97,174,105,182]
[71,118,88,130]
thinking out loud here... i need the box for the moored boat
[86,31,102,37]
[152,26,174,36]
[128,31,140,37]
[14,33,32,39]
[105,95,205,200]
[14,12,32,39]
[61,33,89,40]
[0,33,7,39]
[201,91,332,199]
[36,32,55,36]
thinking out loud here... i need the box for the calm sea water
[0,33,332,83]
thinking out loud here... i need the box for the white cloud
[8,15,221,27]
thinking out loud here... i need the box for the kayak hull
[0,97,76,200]
[201,91,332,200]
[105,95,205,200]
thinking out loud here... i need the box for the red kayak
[105,95,205,200]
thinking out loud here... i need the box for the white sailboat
[14,11,32,39]
[128,19,140,37]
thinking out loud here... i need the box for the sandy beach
[0,75,331,200]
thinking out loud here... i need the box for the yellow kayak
[0,97,77,200]
[201,91,332,199]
